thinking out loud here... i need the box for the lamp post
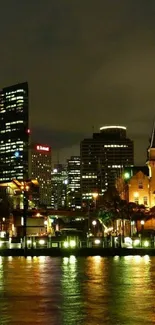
[92,220,97,236]
[131,220,135,237]
[140,220,145,233]
[21,182,29,250]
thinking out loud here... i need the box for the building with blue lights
[0,82,29,181]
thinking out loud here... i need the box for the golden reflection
[0,256,63,323]
[37,256,46,269]
[0,256,154,324]
[84,257,107,323]
[144,255,150,263]
[38,256,46,262]
[124,255,133,261]
[94,255,101,262]
[133,255,142,263]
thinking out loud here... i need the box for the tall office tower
[67,156,81,209]
[31,144,52,206]
[0,82,29,181]
[51,164,68,209]
[80,126,134,205]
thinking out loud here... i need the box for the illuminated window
[134,198,139,205]
[143,197,148,205]
[138,181,143,189]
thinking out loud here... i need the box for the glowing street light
[92,192,98,209]
[124,172,130,180]
[36,213,41,217]
[92,192,98,199]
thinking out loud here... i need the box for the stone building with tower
[117,124,155,209]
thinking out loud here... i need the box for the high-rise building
[30,144,52,206]
[67,156,81,209]
[51,164,68,209]
[0,82,29,181]
[81,126,134,205]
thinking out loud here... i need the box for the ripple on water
[0,256,154,324]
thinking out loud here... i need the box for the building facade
[51,164,68,209]
[0,179,39,212]
[67,156,81,209]
[117,125,155,208]
[30,144,52,206]
[80,126,134,205]
[0,82,29,181]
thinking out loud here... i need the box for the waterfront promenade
[0,247,155,257]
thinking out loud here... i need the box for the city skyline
[0,79,152,169]
[1,1,155,164]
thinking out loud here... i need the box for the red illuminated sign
[36,145,50,152]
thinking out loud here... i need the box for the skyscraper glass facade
[0,82,29,181]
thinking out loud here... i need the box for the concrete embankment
[0,247,155,257]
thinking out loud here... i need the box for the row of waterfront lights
[63,240,76,248]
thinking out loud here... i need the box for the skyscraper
[80,126,134,205]
[30,143,52,206]
[67,156,81,209]
[0,82,29,182]
[51,164,68,209]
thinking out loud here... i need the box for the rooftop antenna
[150,119,155,148]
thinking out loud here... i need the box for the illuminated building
[117,168,150,207]
[0,179,39,211]
[0,82,29,181]
[51,164,68,209]
[30,144,52,206]
[67,156,81,209]
[117,124,155,208]
[81,126,134,204]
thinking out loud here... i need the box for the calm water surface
[0,255,155,324]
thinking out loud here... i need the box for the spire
[150,120,155,148]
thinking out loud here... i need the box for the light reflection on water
[0,256,154,324]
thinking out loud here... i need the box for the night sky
[1,1,155,164]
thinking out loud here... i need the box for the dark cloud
[32,127,87,149]
[1,0,155,164]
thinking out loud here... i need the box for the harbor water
[0,255,155,324]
